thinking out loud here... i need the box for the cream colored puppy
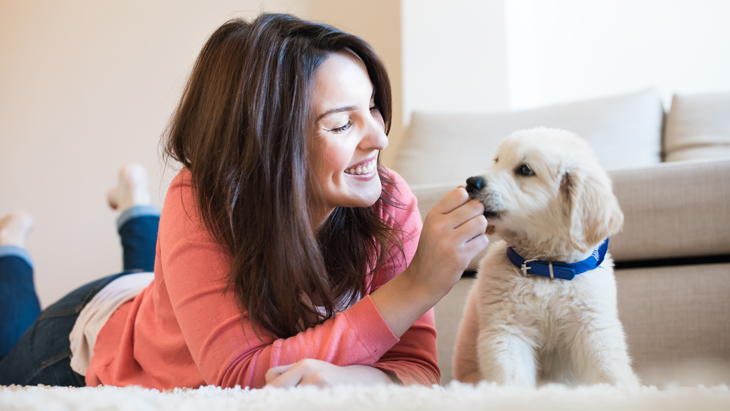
[453,128,639,387]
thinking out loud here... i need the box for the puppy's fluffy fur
[453,128,639,387]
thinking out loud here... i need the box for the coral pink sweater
[86,168,439,389]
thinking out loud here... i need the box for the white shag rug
[2,382,730,411]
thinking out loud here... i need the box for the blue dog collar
[506,238,609,280]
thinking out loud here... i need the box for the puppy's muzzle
[466,175,499,219]
[465,176,485,197]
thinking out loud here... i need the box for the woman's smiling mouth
[344,157,377,175]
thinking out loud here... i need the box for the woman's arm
[370,186,487,338]
[368,171,485,386]
[159,171,405,388]
[372,308,439,385]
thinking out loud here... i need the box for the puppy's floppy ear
[560,168,624,253]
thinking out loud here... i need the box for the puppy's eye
[516,164,535,176]
[494,157,499,164]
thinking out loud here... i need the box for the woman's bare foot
[107,163,152,212]
[0,211,34,248]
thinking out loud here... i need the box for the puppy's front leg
[453,286,484,383]
[477,324,538,387]
[568,318,640,386]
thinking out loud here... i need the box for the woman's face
[307,51,388,227]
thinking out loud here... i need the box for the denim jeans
[0,205,160,386]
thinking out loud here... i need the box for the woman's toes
[108,163,152,212]
[107,187,119,210]
[0,211,34,248]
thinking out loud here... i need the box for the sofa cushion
[609,158,730,262]
[664,91,730,162]
[393,89,664,186]
[615,263,730,386]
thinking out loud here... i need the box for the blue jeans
[0,205,160,386]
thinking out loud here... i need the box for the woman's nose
[361,115,389,151]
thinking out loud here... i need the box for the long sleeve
[88,168,439,389]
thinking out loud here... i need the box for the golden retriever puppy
[453,128,639,387]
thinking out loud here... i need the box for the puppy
[453,128,639,387]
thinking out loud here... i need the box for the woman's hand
[408,186,489,298]
[265,359,395,388]
[371,187,488,337]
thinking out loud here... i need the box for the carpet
[2,382,729,411]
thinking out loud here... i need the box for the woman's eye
[517,164,534,176]
[330,121,352,133]
[370,105,379,112]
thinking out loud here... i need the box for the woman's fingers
[449,215,488,269]
[419,190,489,273]
[267,367,304,388]
[465,233,489,256]
[428,185,484,228]
[265,363,297,387]
[449,200,485,230]
[299,372,332,388]
[455,214,488,242]
[266,359,340,388]
[431,187,471,215]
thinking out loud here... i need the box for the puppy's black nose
[465,176,485,195]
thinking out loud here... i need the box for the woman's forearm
[369,266,443,338]
[370,187,489,338]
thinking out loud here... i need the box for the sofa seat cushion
[394,89,664,186]
[664,92,730,162]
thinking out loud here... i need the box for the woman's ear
[561,168,624,253]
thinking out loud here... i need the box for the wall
[401,0,730,115]
[505,0,730,109]
[0,0,401,307]
[401,0,510,123]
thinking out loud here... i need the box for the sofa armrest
[610,158,730,262]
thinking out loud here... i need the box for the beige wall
[0,0,401,307]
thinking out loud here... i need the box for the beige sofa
[391,89,730,386]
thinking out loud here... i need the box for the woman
[0,13,488,388]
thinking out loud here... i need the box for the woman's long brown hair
[164,14,405,339]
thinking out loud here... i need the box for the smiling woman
[0,13,489,390]
[308,52,389,227]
